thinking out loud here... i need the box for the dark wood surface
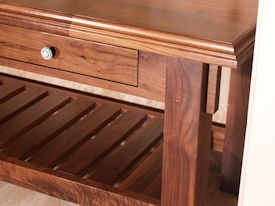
[0,156,158,206]
[0,0,257,204]
[0,52,166,104]
[0,0,258,67]
[162,57,212,206]
[0,51,226,108]
[0,81,25,104]
[120,144,163,199]
[0,74,162,205]
[0,74,227,205]
[212,124,226,153]
[206,65,221,114]
[0,0,257,43]
[0,86,48,123]
[0,93,71,147]
[221,56,253,194]
[0,24,138,86]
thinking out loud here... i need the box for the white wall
[238,0,275,205]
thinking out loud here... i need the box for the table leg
[221,56,253,194]
[161,57,212,206]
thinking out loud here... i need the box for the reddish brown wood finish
[0,0,258,204]
[0,51,224,110]
[120,144,163,199]
[162,58,212,206]
[0,93,71,147]
[206,65,221,114]
[212,124,226,153]
[0,81,25,103]
[0,75,163,205]
[0,156,158,206]
[0,24,138,86]
[0,73,228,205]
[5,100,96,159]
[86,119,163,185]
[0,52,166,103]
[0,0,258,68]
[221,56,253,194]
[0,87,48,123]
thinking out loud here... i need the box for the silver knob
[41,47,54,60]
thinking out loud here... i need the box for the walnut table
[0,0,258,205]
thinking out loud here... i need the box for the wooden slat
[0,82,25,103]
[119,145,162,197]
[142,173,162,199]
[206,65,221,114]
[57,111,147,175]
[30,105,122,167]
[4,99,96,159]
[0,75,167,204]
[0,87,48,123]
[0,93,71,147]
[84,118,163,185]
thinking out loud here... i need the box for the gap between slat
[4,99,96,160]
[29,105,122,168]
[0,93,71,147]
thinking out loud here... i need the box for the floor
[0,152,237,206]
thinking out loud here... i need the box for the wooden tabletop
[0,0,259,67]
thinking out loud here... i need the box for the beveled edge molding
[0,2,255,68]
[0,2,72,23]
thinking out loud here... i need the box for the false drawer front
[0,25,138,86]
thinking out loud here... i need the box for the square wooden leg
[221,56,253,194]
[161,57,212,206]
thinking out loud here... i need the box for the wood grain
[0,7,71,36]
[0,87,48,123]
[4,99,96,160]
[29,105,122,168]
[162,57,212,206]
[0,74,237,205]
[0,0,258,202]
[56,110,147,175]
[120,144,163,199]
[0,0,257,43]
[221,56,253,194]
[87,118,163,185]
[0,151,238,206]
[212,124,225,153]
[0,93,71,147]
[0,24,138,86]
[0,52,166,103]
[0,0,258,67]
[0,81,25,103]
[0,156,158,206]
[206,65,222,114]
[0,75,162,205]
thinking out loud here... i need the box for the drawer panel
[0,25,138,86]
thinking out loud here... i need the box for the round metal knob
[41,47,54,60]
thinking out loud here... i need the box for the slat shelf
[0,74,163,205]
[0,74,227,205]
